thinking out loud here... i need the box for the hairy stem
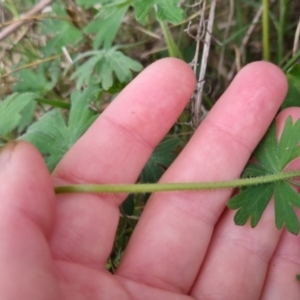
[55,169,300,194]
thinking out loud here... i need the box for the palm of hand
[1,59,299,300]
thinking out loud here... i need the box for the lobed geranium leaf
[274,182,300,234]
[84,5,129,49]
[228,116,300,235]
[21,87,99,172]
[241,163,268,178]
[141,138,181,183]
[41,4,82,56]
[254,120,279,173]
[71,48,142,90]
[277,117,300,168]
[13,63,60,94]
[228,184,274,228]
[155,0,184,23]
[76,0,183,49]
[0,93,37,137]
[133,0,183,24]
[281,64,300,109]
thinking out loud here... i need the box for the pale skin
[0,58,299,300]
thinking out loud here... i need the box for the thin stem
[192,0,216,128]
[217,0,234,78]
[228,5,263,81]
[159,21,183,59]
[55,169,300,194]
[262,0,270,61]
[282,48,300,72]
[277,0,288,64]
[35,98,71,109]
[292,19,300,57]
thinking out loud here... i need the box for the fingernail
[0,141,17,169]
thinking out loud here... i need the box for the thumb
[0,141,62,299]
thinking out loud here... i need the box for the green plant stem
[277,0,288,64]
[282,48,300,72]
[55,169,300,194]
[262,0,270,61]
[5,0,18,18]
[159,21,183,59]
[35,98,71,109]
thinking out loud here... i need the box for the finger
[50,58,196,268]
[261,231,300,300]
[0,141,61,299]
[116,62,288,294]
[190,204,280,300]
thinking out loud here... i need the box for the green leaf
[122,194,135,215]
[133,0,183,24]
[228,184,274,228]
[0,93,37,137]
[133,1,154,23]
[84,4,129,49]
[41,4,82,55]
[277,116,300,168]
[75,0,117,9]
[228,116,300,234]
[281,64,300,109]
[17,101,36,134]
[254,120,279,173]
[274,182,300,234]
[155,0,183,23]
[75,0,102,8]
[71,48,143,90]
[13,63,60,94]
[141,138,181,183]
[242,163,268,178]
[21,87,100,172]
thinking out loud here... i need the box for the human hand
[0,58,299,300]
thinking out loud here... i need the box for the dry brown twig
[293,18,300,56]
[0,0,52,42]
[0,15,71,29]
[188,0,217,129]
[227,5,263,81]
